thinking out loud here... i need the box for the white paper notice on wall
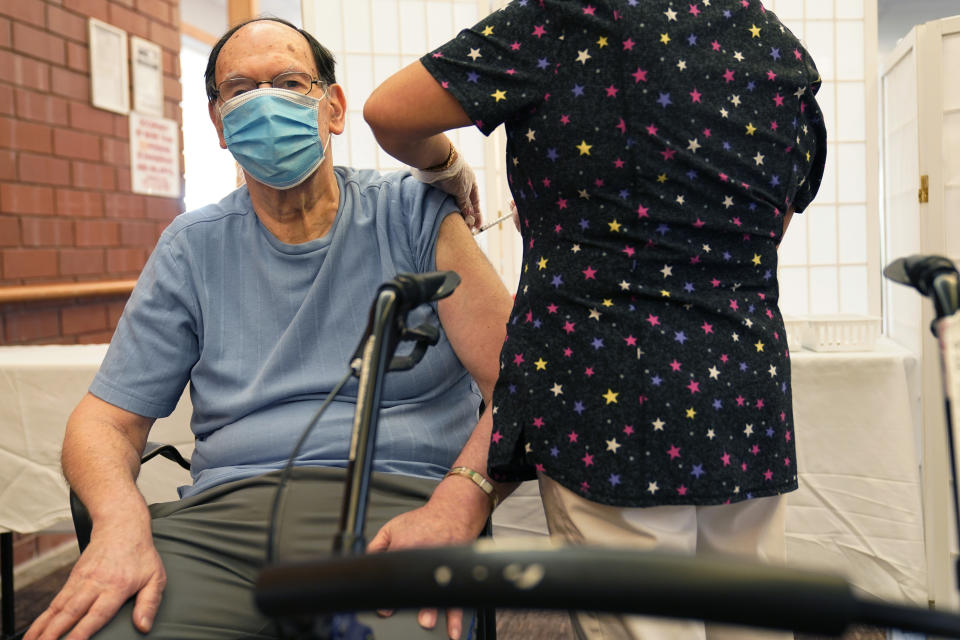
[129,113,180,198]
[88,18,129,115]
[131,36,164,117]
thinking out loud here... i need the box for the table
[0,344,193,535]
[0,340,928,605]
[493,338,928,605]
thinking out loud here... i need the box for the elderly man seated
[25,17,512,640]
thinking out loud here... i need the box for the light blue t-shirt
[90,167,479,498]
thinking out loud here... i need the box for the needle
[476,211,516,234]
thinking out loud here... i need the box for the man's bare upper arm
[434,215,513,402]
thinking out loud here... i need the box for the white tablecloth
[0,344,193,534]
[493,338,928,605]
[1,341,927,604]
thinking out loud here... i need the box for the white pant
[538,473,792,640]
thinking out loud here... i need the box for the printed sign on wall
[130,113,181,198]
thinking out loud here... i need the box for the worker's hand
[367,488,490,640]
[411,149,482,231]
[24,517,165,640]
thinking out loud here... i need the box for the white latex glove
[411,150,482,230]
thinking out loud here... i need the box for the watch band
[445,465,499,510]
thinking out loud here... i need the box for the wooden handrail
[0,280,137,304]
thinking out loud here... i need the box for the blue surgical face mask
[219,87,331,190]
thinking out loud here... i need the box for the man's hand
[367,489,490,640]
[24,518,165,640]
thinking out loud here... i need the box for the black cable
[266,368,355,565]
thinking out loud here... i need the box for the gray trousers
[95,467,471,639]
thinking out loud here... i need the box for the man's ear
[208,100,227,149]
[326,84,347,135]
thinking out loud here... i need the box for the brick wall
[0,0,183,346]
[0,0,183,569]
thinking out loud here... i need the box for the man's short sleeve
[420,1,572,136]
[390,173,461,274]
[90,234,200,418]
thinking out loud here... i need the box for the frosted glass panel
[836,23,865,80]
[806,205,838,264]
[349,120,379,168]
[426,1,455,50]
[373,55,402,87]
[839,266,868,314]
[805,0,834,20]
[836,83,865,141]
[371,0,400,54]
[837,143,866,202]
[809,266,840,314]
[779,213,808,266]
[804,22,836,81]
[459,128,485,167]
[773,0,805,21]
[343,1,372,51]
[311,2,343,51]
[837,205,867,263]
[399,1,428,54]
[344,55,374,105]
[778,267,809,316]
[835,0,864,19]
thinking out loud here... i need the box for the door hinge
[919,174,929,203]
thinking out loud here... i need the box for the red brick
[0,150,15,180]
[14,88,69,125]
[60,247,104,275]
[62,303,108,335]
[54,129,101,161]
[72,160,116,190]
[0,183,55,215]
[145,196,180,221]
[0,116,53,153]
[108,3,148,39]
[112,0,135,8]
[3,307,60,342]
[46,5,87,42]
[101,136,128,166]
[0,16,10,48]
[106,246,146,273]
[148,21,179,52]
[0,84,13,117]
[50,66,89,101]
[162,50,178,77]
[69,102,116,136]
[75,219,119,246]
[112,115,129,140]
[0,217,19,246]
[162,74,181,103]
[62,0,109,23]
[120,220,156,246]
[2,248,58,278]
[21,217,73,246]
[0,3,45,28]
[12,534,38,566]
[19,153,71,186]
[12,22,66,66]
[115,166,130,191]
[135,0,170,23]
[104,192,145,218]
[66,41,89,73]
[77,329,115,343]
[0,50,50,92]
[107,299,126,325]
[56,188,104,217]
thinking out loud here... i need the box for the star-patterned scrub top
[421,0,827,507]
